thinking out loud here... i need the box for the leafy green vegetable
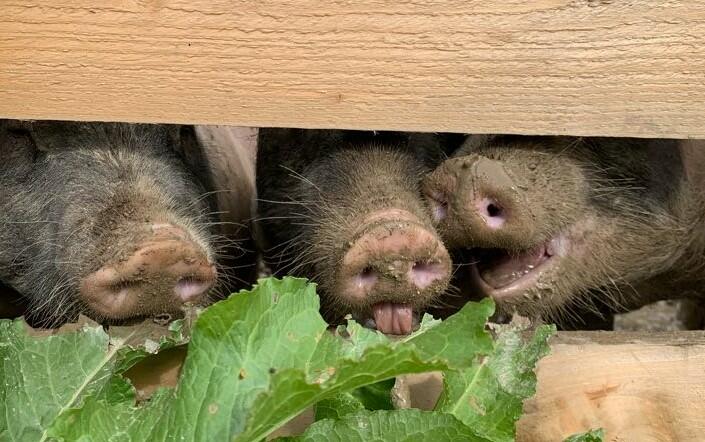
[434,320,555,442]
[564,429,605,442]
[315,380,396,421]
[0,277,554,442]
[110,317,188,374]
[281,409,490,442]
[43,278,497,441]
[0,321,143,442]
[314,393,368,421]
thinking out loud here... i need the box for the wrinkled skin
[423,135,705,326]
[256,129,463,334]
[0,120,255,326]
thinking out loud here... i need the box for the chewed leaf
[5,277,557,442]
[0,321,128,441]
[435,319,555,442]
[45,277,495,441]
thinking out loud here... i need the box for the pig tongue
[372,303,413,335]
[477,245,548,289]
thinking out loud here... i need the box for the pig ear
[409,132,469,161]
[21,120,82,152]
[457,134,498,155]
[406,132,445,166]
[170,125,212,179]
[0,119,41,165]
[15,120,114,153]
[191,125,257,238]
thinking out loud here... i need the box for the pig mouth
[468,237,562,300]
[357,303,421,335]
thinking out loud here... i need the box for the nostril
[486,203,502,218]
[174,277,213,302]
[409,261,447,290]
[476,197,506,229]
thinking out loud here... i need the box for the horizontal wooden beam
[1,1,705,138]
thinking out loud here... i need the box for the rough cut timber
[517,331,705,441]
[1,1,705,137]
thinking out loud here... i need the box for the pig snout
[339,209,451,335]
[423,154,559,305]
[79,223,216,319]
[423,155,537,250]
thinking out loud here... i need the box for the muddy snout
[79,223,216,319]
[338,209,451,335]
[424,155,536,248]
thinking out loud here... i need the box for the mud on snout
[79,222,218,322]
[421,138,589,317]
[332,208,452,335]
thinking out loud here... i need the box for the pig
[255,129,463,335]
[0,120,256,327]
[422,134,705,326]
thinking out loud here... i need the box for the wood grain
[518,331,705,441]
[1,1,705,137]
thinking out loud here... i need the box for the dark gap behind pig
[423,135,705,329]
[0,120,255,327]
[256,129,464,335]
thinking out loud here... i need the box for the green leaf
[350,379,396,411]
[435,319,556,442]
[404,298,495,368]
[279,409,491,442]
[564,428,605,442]
[0,310,190,441]
[314,393,367,421]
[315,380,395,421]
[110,317,188,375]
[6,276,558,442]
[0,321,132,442]
[47,277,495,441]
[47,388,173,442]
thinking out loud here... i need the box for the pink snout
[79,224,216,319]
[339,210,451,306]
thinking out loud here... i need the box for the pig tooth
[527,265,534,270]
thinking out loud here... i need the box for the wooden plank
[1,1,705,137]
[518,331,705,441]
